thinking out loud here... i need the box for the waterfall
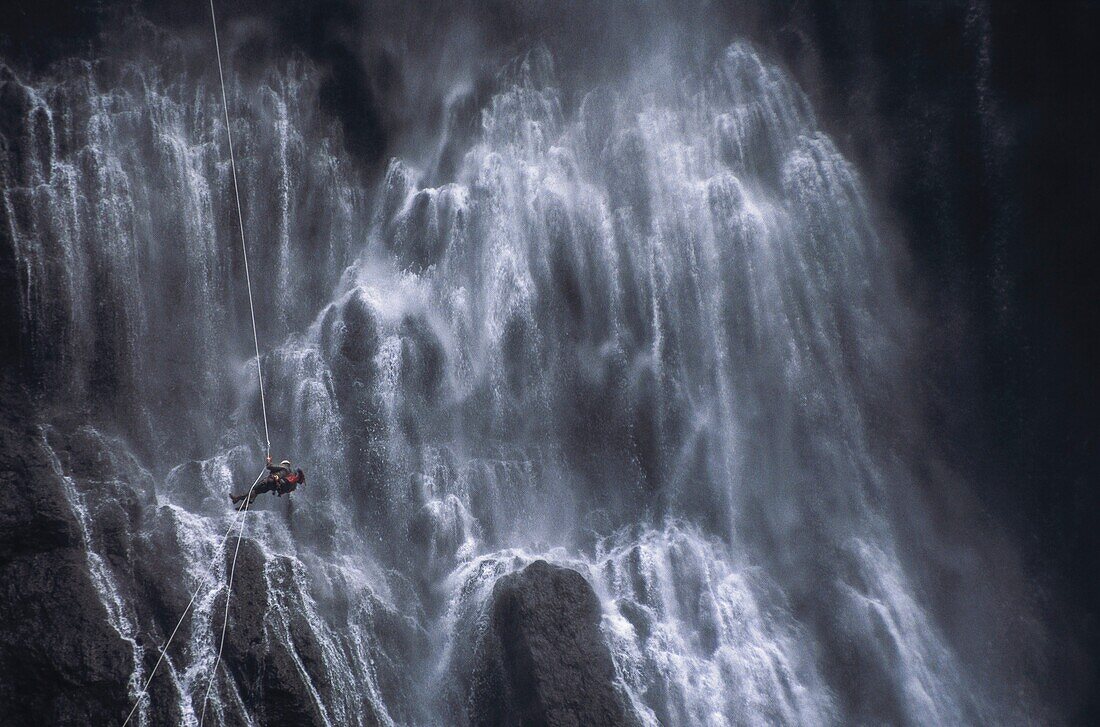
[0,17,1042,727]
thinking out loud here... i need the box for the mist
[1,1,1095,724]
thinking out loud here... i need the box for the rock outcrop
[469,560,633,727]
[0,381,133,725]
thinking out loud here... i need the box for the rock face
[217,539,337,726]
[469,560,633,727]
[0,379,415,726]
[0,381,133,725]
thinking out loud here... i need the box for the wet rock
[0,449,78,556]
[579,88,617,163]
[213,540,326,726]
[379,159,416,227]
[333,291,381,367]
[0,382,132,725]
[386,185,466,272]
[469,560,634,727]
[319,291,392,530]
[400,314,445,405]
[0,65,51,187]
[0,549,133,725]
[605,130,652,234]
[210,540,391,727]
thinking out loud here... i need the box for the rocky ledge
[469,559,634,727]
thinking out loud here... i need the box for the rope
[209,0,271,458]
[121,470,266,727]
[122,4,276,724]
[199,475,256,726]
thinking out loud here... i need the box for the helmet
[280,460,291,468]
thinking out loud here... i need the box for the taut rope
[122,1,277,722]
[121,470,265,727]
[209,0,271,458]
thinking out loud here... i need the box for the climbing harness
[121,0,274,723]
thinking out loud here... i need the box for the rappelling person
[230,456,305,510]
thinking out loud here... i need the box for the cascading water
[0,12,1047,727]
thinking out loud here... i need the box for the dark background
[3,0,1098,720]
[750,5,1100,721]
[753,8,1100,723]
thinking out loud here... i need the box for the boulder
[469,560,633,727]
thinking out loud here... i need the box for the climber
[230,456,305,510]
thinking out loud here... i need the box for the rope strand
[199,480,256,726]
[121,3,276,722]
[209,0,271,458]
[121,470,265,727]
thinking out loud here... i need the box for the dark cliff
[470,560,633,727]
